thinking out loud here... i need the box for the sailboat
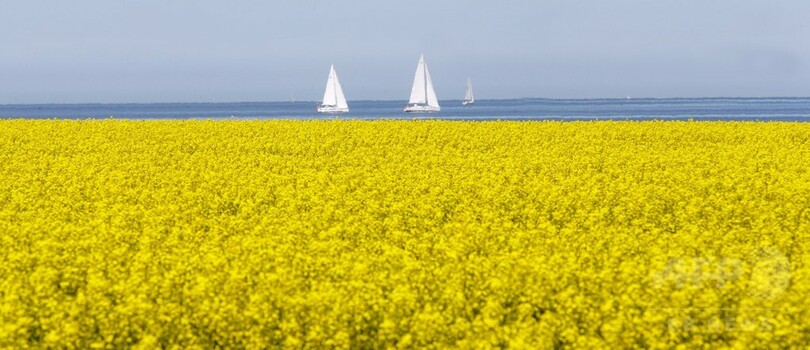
[463,78,474,106]
[317,64,349,113]
[404,54,440,113]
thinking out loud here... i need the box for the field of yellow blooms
[1,120,809,348]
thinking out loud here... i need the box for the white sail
[322,66,337,106]
[463,78,474,105]
[318,64,349,113]
[425,64,439,108]
[405,54,440,112]
[408,56,427,104]
[334,70,348,109]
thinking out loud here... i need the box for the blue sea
[1,98,809,120]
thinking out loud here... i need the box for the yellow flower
[0,120,806,348]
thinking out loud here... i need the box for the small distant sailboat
[462,78,475,106]
[317,64,349,113]
[404,54,440,113]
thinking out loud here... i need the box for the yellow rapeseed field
[1,120,809,349]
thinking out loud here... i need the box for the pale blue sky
[1,0,808,103]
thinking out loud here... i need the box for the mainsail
[463,78,474,105]
[318,64,349,113]
[405,54,440,112]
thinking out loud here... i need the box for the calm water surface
[1,98,809,121]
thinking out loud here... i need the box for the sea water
[1,98,809,120]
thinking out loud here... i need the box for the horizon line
[3,96,810,106]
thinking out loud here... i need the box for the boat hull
[403,104,440,113]
[462,100,474,106]
[317,105,349,113]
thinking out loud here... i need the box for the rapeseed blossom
[0,120,808,348]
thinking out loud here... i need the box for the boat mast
[461,77,473,105]
[423,56,427,106]
[332,65,337,107]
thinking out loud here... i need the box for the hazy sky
[1,0,808,103]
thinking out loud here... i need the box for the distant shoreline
[3,96,810,107]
